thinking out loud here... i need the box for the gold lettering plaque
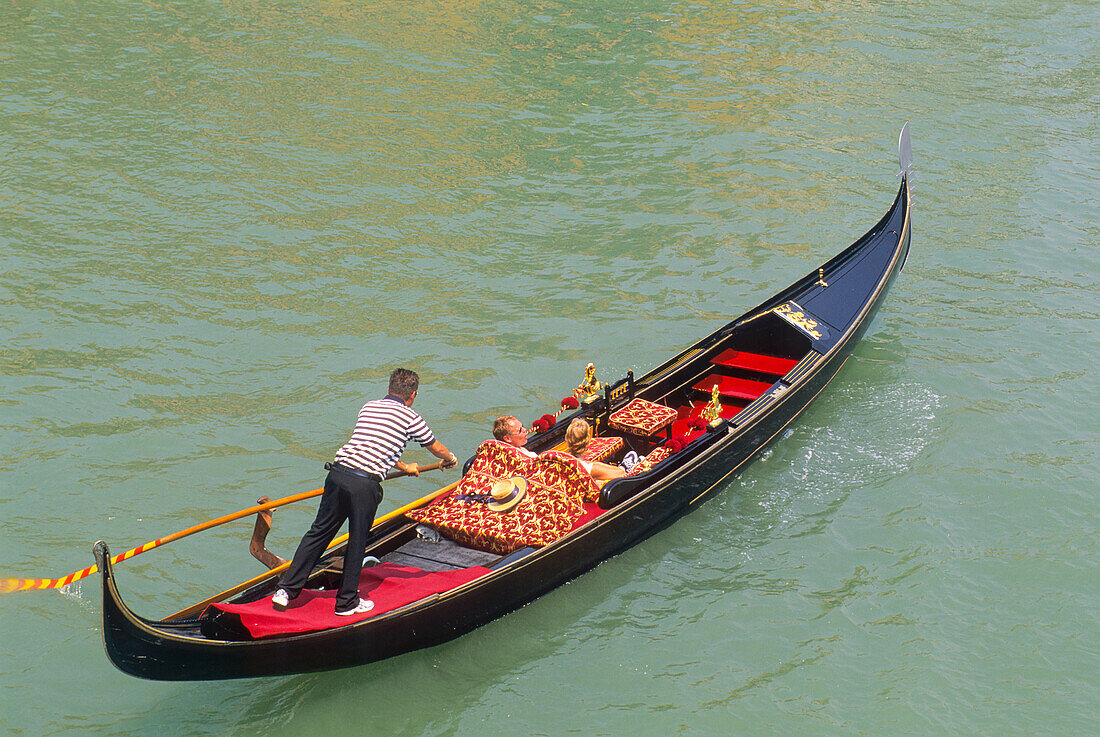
[773,301,826,341]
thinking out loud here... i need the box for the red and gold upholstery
[580,435,624,463]
[462,439,538,479]
[609,398,677,437]
[406,441,591,555]
[625,446,673,476]
[531,450,602,504]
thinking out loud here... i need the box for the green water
[1,1,1096,735]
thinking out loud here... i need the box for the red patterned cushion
[609,398,677,436]
[467,439,537,479]
[580,436,624,463]
[405,441,590,554]
[531,451,602,504]
[406,477,584,554]
[625,446,673,476]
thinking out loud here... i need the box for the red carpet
[573,502,605,528]
[207,563,491,639]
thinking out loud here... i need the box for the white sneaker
[271,588,292,611]
[620,451,640,472]
[335,598,375,616]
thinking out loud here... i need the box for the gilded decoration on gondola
[816,268,829,287]
[559,396,580,415]
[574,363,604,398]
[773,301,825,340]
[701,385,721,423]
[531,413,556,434]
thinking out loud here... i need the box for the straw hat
[487,477,528,513]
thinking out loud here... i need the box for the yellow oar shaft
[0,461,448,594]
[0,489,325,593]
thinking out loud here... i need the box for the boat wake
[739,380,942,523]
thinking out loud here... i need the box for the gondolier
[272,368,458,616]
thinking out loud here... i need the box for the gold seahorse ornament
[701,384,721,423]
[574,363,604,399]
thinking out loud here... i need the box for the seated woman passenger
[565,418,628,481]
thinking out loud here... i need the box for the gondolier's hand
[426,440,458,470]
[403,462,420,477]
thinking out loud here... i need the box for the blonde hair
[565,418,592,457]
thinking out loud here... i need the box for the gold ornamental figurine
[574,363,604,399]
[701,384,721,423]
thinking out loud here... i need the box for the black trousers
[278,467,383,611]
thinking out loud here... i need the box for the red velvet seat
[625,446,673,476]
[609,398,677,437]
[580,436,624,463]
[406,441,599,555]
[530,450,603,504]
[711,349,798,376]
[692,375,773,401]
[668,399,742,439]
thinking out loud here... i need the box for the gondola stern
[93,540,119,618]
[94,541,136,677]
[93,541,125,621]
[94,540,171,681]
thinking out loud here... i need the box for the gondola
[96,126,914,681]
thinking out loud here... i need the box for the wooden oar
[0,460,449,594]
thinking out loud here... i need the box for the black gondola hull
[98,167,911,681]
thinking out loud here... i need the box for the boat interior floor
[381,536,499,572]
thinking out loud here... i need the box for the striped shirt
[333,395,436,477]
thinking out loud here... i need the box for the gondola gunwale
[97,157,911,680]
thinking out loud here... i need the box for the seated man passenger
[493,415,536,458]
[565,418,634,481]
